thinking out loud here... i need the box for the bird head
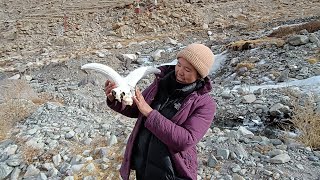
[111,87,133,106]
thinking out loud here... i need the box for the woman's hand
[133,87,153,117]
[105,80,117,102]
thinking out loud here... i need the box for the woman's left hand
[133,87,153,117]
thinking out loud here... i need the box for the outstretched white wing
[124,66,161,87]
[156,59,178,67]
[81,63,126,86]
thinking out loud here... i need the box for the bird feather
[81,63,126,87]
[124,66,161,87]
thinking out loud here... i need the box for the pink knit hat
[177,43,214,78]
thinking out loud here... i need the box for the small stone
[216,148,230,160]
[308,155,319,161]
[231,164,241,173]
[27,128,38,135]
[208,154,219,167]
[71,164,85,173]
[10,167,21,180]
[115,42,123,49]
[237,126,254,137]
[65,131,76,139]
[86,163,96,172]
[4,145,18,155]
[202,23,209,29]
[64,176,75,180]
[242,94,256,103]
[53,154,62,166]
[25,75,33,81]
[24,164,40,177]
[107,135,118,146]
[296,164,304,170]
[152,49,165,61]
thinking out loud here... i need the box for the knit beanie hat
[176,43,214,78]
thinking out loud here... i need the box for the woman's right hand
[105,80,117,102]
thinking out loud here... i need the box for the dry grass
[15,135,128,179]
[67,135,127,180]
[20,145,43,164]
[0,79,66,140]
[290,96,320,149]
[0,80,39,140]
[226,37,285,51]
[306,58,319,64]
[268,20,320,38]
[307,48,320,64]
[36,92,65,105]
[0,79,128,179]
[235,62,255,71]
[0,99,36,140]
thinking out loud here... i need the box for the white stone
[65,130,76,139]
[64,176,75,180]
[115,42,123,49]
[243,94,256,103]
[202,23,209,29]
[107,134,118,146]
[121,54,138,61]
[151,49,165,61]
[86,163,96,172]
[10,167,21,180]
[71,164,85,173]
[237,126,254,136]
[53,154,62,166]
[269,153,291,164]
[165,37,178,45]
[296,164,304,170]
[8,74,20,80]
[4,144,18,155]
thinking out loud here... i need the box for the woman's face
[175,58,199,84]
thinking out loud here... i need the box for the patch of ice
[233,75,320,94]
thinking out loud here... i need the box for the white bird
[81,63,162,106]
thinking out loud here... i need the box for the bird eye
[112,90,116,96]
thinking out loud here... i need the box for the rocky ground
[1,0,320,179]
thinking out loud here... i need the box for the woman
[105,43,216,180]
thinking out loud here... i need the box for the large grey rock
[6,154,23,167]
[24,164,40,177]
[287,35,309,46]
[269,153,291,163]
[0,162,14,179]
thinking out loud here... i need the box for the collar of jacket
[159,70,202,97]
[156,65,213,95]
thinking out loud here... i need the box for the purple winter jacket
[107,66,216,180]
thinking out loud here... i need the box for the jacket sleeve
[144,94,216,153]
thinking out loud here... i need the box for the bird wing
[124,66,161,87]
[81,63,125,86]
[156,59,178,67]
